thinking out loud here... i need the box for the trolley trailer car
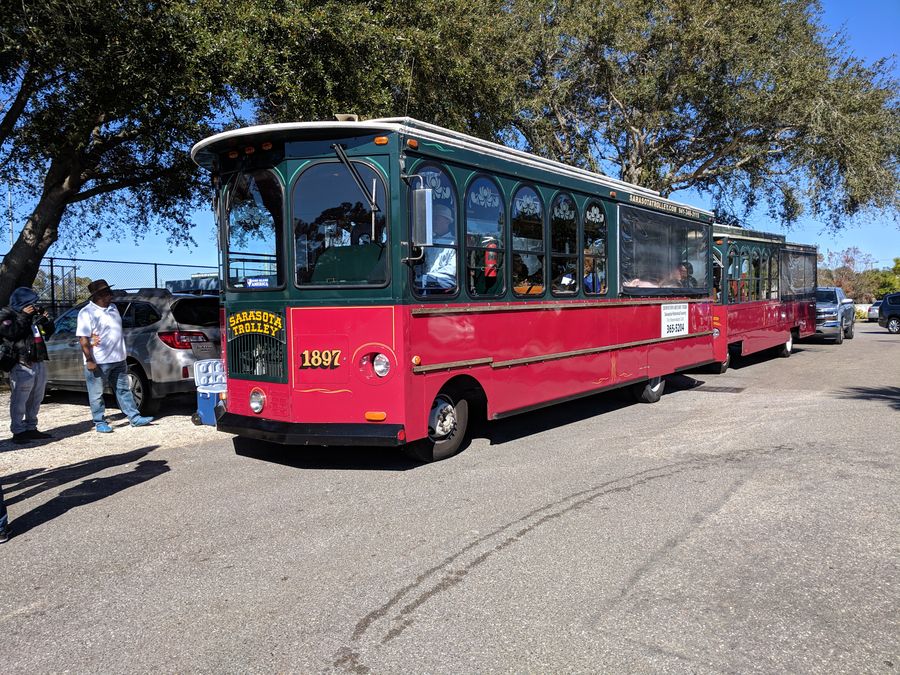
[710,224,817,373]
[192,118,741,461]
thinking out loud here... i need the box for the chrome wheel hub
[429,397,457,440]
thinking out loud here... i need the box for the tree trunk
[0,158,79,306]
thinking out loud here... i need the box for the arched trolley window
[411,164,459,296]
[511,186,545,297]
[550,193,578,296]
[465,176,506,298]
[583,201,608,295]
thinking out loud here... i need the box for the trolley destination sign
[628,193,704,220]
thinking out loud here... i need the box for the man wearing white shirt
[76,279,153,432]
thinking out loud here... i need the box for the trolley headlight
[373,353,391,378]
[249,388,266,414]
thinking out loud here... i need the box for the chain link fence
[24,256,220,318]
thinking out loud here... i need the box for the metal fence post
[154,263,158,288]
[49,257,56,315]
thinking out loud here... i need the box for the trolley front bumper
[217,413,406,447]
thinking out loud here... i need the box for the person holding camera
[0,286,56,444]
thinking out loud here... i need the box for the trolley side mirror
[411,186,433,248]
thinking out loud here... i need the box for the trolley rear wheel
[633,376,665,404]
[778,333,793,358]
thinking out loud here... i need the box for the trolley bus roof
[191,117,713,218]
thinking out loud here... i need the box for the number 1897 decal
[299,349,342,369]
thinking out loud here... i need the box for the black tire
[127,364,160,416]
[845,321,854,339]
[778,333,793,358]
[405,392,469,463]
[834,326,843,344]
[887,317,900,334]
[633,376,665,403]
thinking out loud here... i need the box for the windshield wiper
[332,143,380,213]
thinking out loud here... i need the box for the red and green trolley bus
[191,118,745,461]
[709,224,817,373]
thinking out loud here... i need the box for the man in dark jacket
[0,287,56,444]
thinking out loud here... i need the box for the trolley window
[293,161,388,287]
[619,206,708,295]
[511,186,545,297]
[465,176,506,297]
[583,201,607,295]
[550,193,578,296]
[412,164,458,296]
[224,169,284,290]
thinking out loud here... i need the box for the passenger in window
[623,277,659,288]
[584,257,607,293]
[662,262,697,288]
[682,262,699,288]
[418,204,457,292]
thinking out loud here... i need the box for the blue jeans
[9,361,49,434]
[84,360,141,425]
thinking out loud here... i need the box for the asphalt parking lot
[1,324,898,672]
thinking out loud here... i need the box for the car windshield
[171,298,220,327]
[816,290,837,303]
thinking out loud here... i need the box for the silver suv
[45,289,221,414]
[815,286,855,343]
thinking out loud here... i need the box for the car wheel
[844,321,854,339]
[834,326,844,344]
[404,391,469,463]
[633,376,665,403]
[888,317,900,334]
[127,364,160,416]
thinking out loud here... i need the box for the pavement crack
[331,444,795,671]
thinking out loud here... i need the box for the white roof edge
[192,117,713,217]
[190,121,403,161]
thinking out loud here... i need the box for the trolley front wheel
[405,391,469,463]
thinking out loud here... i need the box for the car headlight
[373,353,391,378]
[249,388,266,414]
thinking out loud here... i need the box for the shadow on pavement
[834,386,900,411]
[233,438,418,472]
[480,385,647,446]
[235,376,707,467]
[2,447,169,537]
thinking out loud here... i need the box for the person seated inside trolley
[583,253,605,293]
[415,204,457,293]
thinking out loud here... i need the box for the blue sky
[28,0,900,269]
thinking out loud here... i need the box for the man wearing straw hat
[76,279,153,432]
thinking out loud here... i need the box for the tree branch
[67,169,174,204]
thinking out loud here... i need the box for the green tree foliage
[0,0,246,304]
[818,246,900,302]
[509,0,900,227]
[233,0,530,138]
[0,0,531,304]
